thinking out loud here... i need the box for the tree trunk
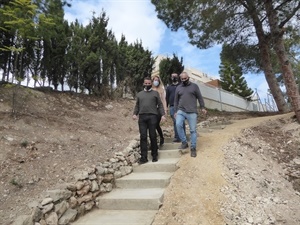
[258,39,289,112]
[264,0,300,122]
[274,39,300,121]
[246,2,289,113]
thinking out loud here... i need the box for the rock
[293,158,300,165]
[69,196,78,209]
[114,171,122,179]
[77,184,90,196]
[46,190,72,203]
[45,212,58,225]
[41,198,53,206]
[66,183,77,191]
[88,173,97,180]
[77,192,93,205]
[31,207,43,222]
[96,166,105,175]
[103,174,114,183]
[77,204,85,217]
[55,201,69,219]
[12,215,33,225]
[105,104,113,110]
[39,220,47,225]
[58,208,77,224]
[90,180,99,192]
[75,181,85,190]
[84,201,95,211]
[73,171,89,181]
[42,203,54,214]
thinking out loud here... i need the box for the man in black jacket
[166,73,186,142]
[133,77,166,164]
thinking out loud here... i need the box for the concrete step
[159,142,181,150]
[133,158,179,173]
[164,136,190,143]
[148,149,181,159]
[96,188,164,210]
[206,124,226,129]
[115,172,173,188]
[72,209,157,225]
[200,128,214,133]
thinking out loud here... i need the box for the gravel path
[152,113,300,225]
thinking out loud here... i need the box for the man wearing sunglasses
[174,72,207,157]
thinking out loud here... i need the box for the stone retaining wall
[12,138,142,225]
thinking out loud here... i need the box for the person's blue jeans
[170,106,185,140]
[176,110,197,148]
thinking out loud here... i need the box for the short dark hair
[144,76,151,82]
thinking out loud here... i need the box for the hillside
[0,85,299,224]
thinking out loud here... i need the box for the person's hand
[161,115,166,122]
[174,113,177,118]
[201,108,207,115]
[132,115,138,120]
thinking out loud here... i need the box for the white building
[152,55,219,85]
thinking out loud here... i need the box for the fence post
[218,87,223,111]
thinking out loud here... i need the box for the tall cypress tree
[219,61,253,100]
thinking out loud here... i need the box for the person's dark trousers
[138,114,158,161]
[156,114,164,139]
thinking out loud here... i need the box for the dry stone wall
[12,138,142,225]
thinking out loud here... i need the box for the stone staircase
[72,138,182,225]
[72,121,228,225]
[72,118,231,225]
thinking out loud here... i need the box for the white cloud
[64,0,165,53]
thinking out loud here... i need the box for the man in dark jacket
[174,72,207,157]
[133,77,166,164]
[166,73,186,142]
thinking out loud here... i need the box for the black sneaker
[190,148,197,157]
[152,157,158,162]
[138,159,148,164]
[172,138,181,143]
[160,137,164,146]
[178,142,189,149]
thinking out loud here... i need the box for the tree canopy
[158,54,184,85]
[219,61,253,100]
[151,0,300,122]
[0,0,155,98]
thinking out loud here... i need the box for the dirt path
[152,113,289,225]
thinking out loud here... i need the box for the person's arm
[161,89,167,113]
[166,87,170,107]
[174,86,179,112]
[156,92,165,116]
[195,85,207,114]
[132,96,139,120]
[195,85,205,109]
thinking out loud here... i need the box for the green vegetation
[10,178,23,188]
[20,140,28,148]
[151,0,300,122]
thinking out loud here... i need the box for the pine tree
[219,61,253,100]
[158,53,184,85]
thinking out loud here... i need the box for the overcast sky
[64,0,270,101]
